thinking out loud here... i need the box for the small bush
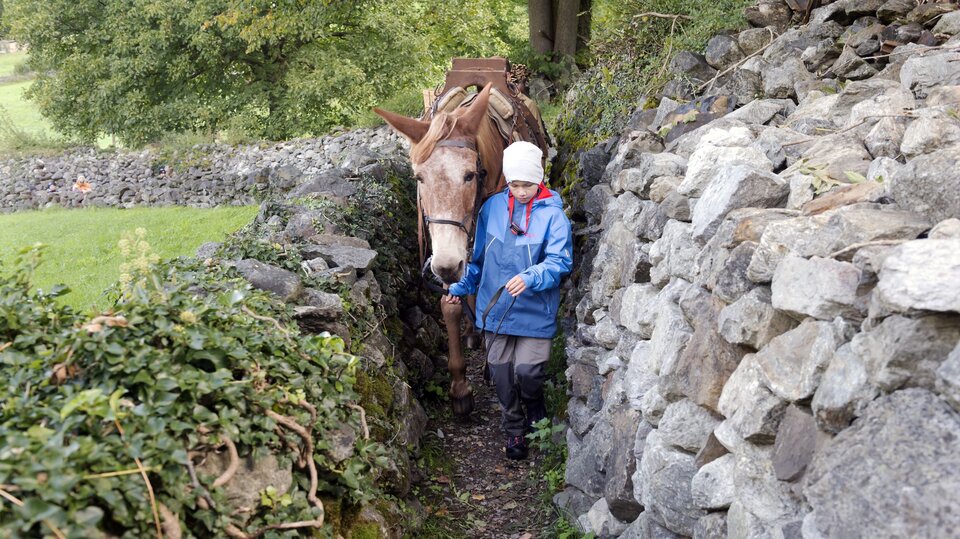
[12,62,32,76]
[0,107,72,155]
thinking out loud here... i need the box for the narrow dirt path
[415,347,555,538]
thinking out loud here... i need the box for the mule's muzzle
[434,259,464,285]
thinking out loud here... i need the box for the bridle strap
[436,139,477,152]
[417,140,486,238]
[415,129,491,305]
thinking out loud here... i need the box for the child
[445,140,573,460]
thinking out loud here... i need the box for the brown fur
[374,84,511,415]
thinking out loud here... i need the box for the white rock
[691,165,789,242]
[691,454,737,510]
[771,255,864,321]
[580,498,629,536]
[875,239,960,313]
[866,156,902,184]
[625,341,658,410]
[679,145,774,197]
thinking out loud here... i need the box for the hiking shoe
[505,435,528,460]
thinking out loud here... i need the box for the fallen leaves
[82,315,130,333]
[49,362,79,385]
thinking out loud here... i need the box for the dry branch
[632,12,693,20]
[114,419,164,539]
[158,504,183,539]
[185,455,217,510]
[0,487,68,539]
[698,28,778,93]
[829,239,908,259]
[211,435,240,488]
[222,407,326,539]
[347,404,371,440]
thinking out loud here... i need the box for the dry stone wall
[0,127,405,211]
[559,1,960,537]
[2,125,440,535]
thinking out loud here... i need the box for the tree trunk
[553,0,579,57]
[528,0,553,55]
[576,0,591,53]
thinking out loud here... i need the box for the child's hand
[442,294,461,304]
[505,275,527,297]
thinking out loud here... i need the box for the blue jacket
[448,186,573,338]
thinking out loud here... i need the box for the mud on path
[413,347,556,538]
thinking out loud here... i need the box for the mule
[374,84,507,416]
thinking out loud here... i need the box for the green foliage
[0,51,28,77]
[6,0,528,146]
[0,206,258,309]
[0,106,71,155]
[0,241,387,537]
[551,0,753,188]
[527,418,567,493]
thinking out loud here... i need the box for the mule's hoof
[465,334,481,350]
[451,392,475,417]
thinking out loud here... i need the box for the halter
[416,138,487,268]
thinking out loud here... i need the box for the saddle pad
[436,86,468,114]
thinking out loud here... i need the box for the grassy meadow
[0,51,28,76]
[0,51,65,151]
[0,206,258,310]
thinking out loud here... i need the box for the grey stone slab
[804,389,960,539]
[755,318,852,401]
[771,255,864,321]
[719,287,800,350]
[876,239,960,314]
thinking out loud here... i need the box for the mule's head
[374,84,493,284]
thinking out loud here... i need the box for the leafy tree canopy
[6,0,527,145]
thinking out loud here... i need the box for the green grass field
[0,79,53,135]
[0,206,258,310]
[0,51,28,77]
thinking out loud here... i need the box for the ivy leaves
[0,249,382,537]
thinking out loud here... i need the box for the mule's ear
[459,83,492,132]
[373,108,430,144]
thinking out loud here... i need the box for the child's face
[508,181,539,204]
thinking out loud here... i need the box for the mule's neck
[476,114,507,201]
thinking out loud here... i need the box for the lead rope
[479,284,518,385]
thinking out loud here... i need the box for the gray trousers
[485,332,551,437]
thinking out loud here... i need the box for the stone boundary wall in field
[558,1,960,537]
[0,127,406,212]
[0,123,439,535]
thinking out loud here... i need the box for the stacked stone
[191,138,431,537]
[560,1,960,537]
[0,127,406,212]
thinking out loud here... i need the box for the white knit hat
[502,141,543,184]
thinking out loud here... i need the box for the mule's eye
[463,171,476,182]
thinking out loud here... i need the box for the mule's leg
[464,294,481,350]
[441,298,474,417]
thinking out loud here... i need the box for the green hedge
[0,241,386,538]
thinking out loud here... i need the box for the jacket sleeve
[519,211,573,292]
[447,203,489,297]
